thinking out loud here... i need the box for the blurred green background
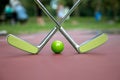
[13,0,120,19]
[0,0,120,34]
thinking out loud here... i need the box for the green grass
[0,17,120,34]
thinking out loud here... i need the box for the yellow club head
[7,34,39,54]
[79,33,108,53]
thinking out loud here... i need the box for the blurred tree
[103,0,120,21]
[73,0,79,16]
[20,0,51,16]
[20,0,35,16]
[0,0,9,15]
[8,0,119,21]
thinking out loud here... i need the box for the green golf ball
[51,40,64,54]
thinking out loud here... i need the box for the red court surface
[0,30,120,80]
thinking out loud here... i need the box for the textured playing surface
[0,30,120,80]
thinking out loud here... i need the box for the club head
[79,33,108,53]
[7,34,39,54]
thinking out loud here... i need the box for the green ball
[51,40,64,54]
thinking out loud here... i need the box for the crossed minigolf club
[7,0,108,54]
